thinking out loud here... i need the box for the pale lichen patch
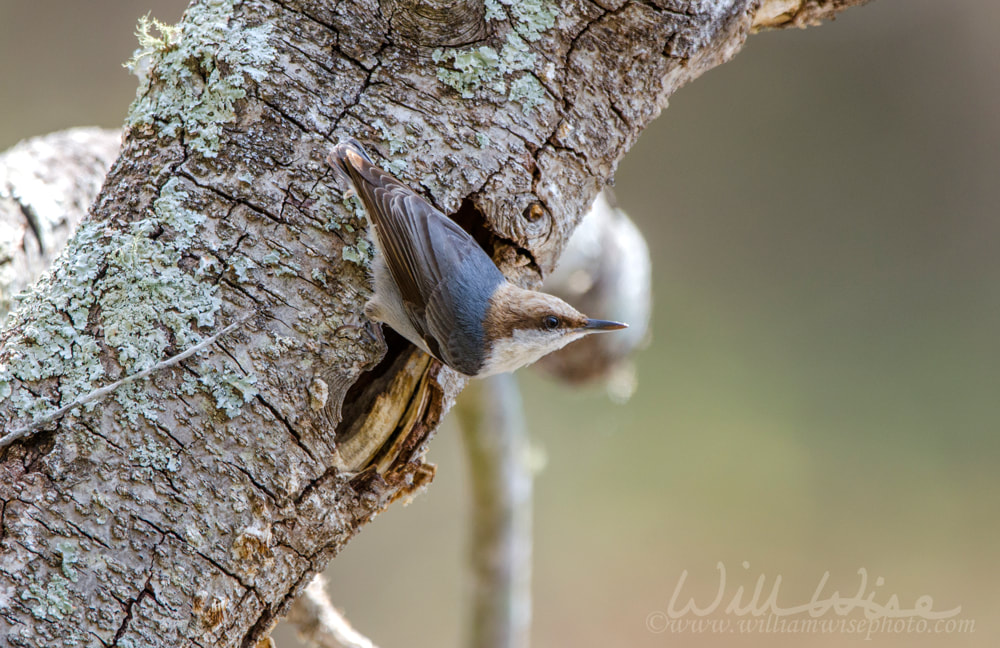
[198,367,259,418]
[484,0,504,22]
[20,574,73,621]
[102,180,219,375]
[129,435,182,473]
[262,248,301,277]
[435,46,506,98]
[371,118,408,155]
[433,1,554,112]
[53,541,81,583]
[509,0,557,42]
[0,175,258,428]
[340,238,372,267]
[383,159,409,177]
[125,0,277,158]
[509,74,547,111]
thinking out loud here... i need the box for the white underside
[365,254,436,358]
[477,327,587,377]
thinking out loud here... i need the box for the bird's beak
[582,318,628,332]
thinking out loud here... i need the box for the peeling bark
[0,1,870,646]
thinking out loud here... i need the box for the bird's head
[481,283,627,376]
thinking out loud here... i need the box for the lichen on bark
[0,0,871,645]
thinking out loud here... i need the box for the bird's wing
[332,141,504,373]
[420,238,504,375]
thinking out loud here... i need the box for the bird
[327,138,627,378]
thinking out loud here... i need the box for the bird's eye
[542,315,560,331]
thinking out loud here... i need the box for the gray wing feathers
[337,145,504,374]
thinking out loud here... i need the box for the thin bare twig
[0,317,249,448]
[286,574,379,648]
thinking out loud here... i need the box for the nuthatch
[327,139,627,378]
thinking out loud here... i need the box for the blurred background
[1,1,996,646]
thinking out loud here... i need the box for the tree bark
[0,128,121,323]
[0,1,870,646]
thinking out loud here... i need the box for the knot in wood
[382,0,487,47]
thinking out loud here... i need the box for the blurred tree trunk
[0,128,121,323]
[0,0,868,646]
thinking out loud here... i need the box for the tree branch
[0,127,120,322]
[0,317,249,449]
[0,1,871,646]
[455,375,533,648]
[754,0,872,30]
[286,575,379,648]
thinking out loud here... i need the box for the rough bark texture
[0,1,869,646]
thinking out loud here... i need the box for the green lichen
[499,33,536,70]
[434,4,551,112]
[484,0,504,22]
[372,119,407,155]
[129,436,182,472]
[54,541,80,583]
[384,159,409,176]
[341,235,374,266]
[181,372,201,396]
[310,184,344,232]
[435,46,506,99]
[198,367,258,418]
[230,255,256,282]
[341,247,363,265]
[116,381,165,424]
[342,193,363,218]
[310,268,328,286]
[125,0,276,158]
[475,132,492,148]
[21,574,73,620]
[261,250,283,266]
[261,335,298,360]
[509,74,547,112]
[263,249,300,277]
[510,0,557,42]
[102,179,219,375]
[124,14,181,76]
[0,372,11,400]
[1,219,107,409]
[1,176,257,427]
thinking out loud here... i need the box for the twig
[0,317,248,448]
[454,374,533,648]
[286,574,379,648]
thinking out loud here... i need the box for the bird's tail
[327,138,381,199]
